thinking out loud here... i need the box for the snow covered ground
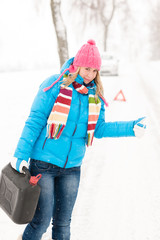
[0,62,160,240]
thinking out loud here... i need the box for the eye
[85,68,90,71]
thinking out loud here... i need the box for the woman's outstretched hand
[133,117,147,138]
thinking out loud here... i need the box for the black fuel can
[0,163,41,224]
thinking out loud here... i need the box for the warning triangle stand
[113,90,126,102]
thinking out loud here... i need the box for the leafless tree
[50,0,69,67]
[72,0,116,51]
[149,1,160,60]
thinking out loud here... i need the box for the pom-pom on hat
[73,39,101,71]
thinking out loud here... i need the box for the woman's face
[79,67,98,84]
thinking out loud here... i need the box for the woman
[11,39,146,240]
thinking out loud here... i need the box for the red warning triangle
[113,90,126,101]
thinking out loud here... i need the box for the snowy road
[0,63,160,240]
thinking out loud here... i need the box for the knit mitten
[133,117,146,138]
[11,158,29,173]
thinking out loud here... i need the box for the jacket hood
[60,57,74,74]
[43,57,75,92]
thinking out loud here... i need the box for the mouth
[84,78,91,82]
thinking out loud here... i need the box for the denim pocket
[34,160,51,171]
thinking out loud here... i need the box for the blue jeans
[22,159,81,240]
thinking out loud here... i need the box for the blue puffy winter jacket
[14,58,135,168]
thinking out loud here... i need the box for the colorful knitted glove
[11,158,29,173]
[133,117,146,138]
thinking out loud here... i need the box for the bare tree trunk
[104,26,108,51]
[100,0,116,52]
[50,0,69,67]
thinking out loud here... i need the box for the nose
[87,71,94,79]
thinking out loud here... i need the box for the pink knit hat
[43,39,102,90]
[43,40,102,91]
[72,39,101,71]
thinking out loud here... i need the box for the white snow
[0,0,160,239]
[0,62,160,240]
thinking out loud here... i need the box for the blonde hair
[62,67,80,87]
[62,68,104,101]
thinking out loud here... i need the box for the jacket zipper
[42,137,47,149]
[63,98,81,168]
[63,142,72,168]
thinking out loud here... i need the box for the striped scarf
[46,81,101,146]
